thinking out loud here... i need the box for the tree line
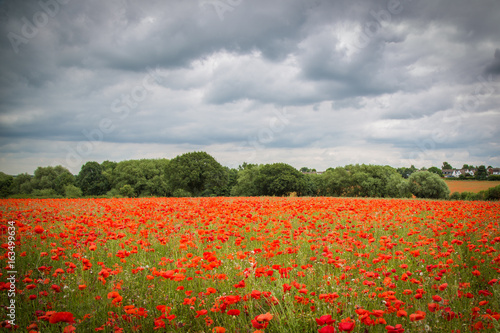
[0,151,499,200]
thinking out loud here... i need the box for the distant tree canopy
[408,171,450,199]
[442,162,453,170]
[427,166,444,178]
[476,165,488,180]
[3,153,500,201]
[77,161,109,196]
[0,172,13,198]
[165,151,227,197]
[111,159,169,197]
[254,163,306,196]
[321,165,410,198]
[31,166,75,197]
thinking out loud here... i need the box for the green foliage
[31,188,62,198]
[442,161,453,170]
[165,152,227,196]
[216,167,238,196]
[10,173,33,195]
[450,192,461,200]
[302,173,322,196]
[64,184,83,198]
[321,167,350,196]
[483,185,500,200]
[172,188,192,197]
[397,165,417,179]
[31,166,75,196]
[299,167,316,173]
[2,156,496,200]
[0,172,13,198]
[112,159,169,197]
[77,161,110,196]
[231,165,262,196]
[385,173,412,198]
[458,173,474,180]
[408,171,450,199]
[119,184,135,198]
[428,166,444,177]
[254,163,306,196]
[475,165,488,180]
[321,165,409,198]
[460,191,479,201]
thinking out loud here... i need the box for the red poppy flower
[256,312,273,322]
[432,295,442,302]
[49,312,75,324]
[227,309,240,316]
[316,315,335,326]
[196,309,208,318]
[212,327,226,333]
[386,324,404,333]
[318,325,336,333]
[338,318,355,332]
[409,310,426,322]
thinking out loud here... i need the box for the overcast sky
[0,0,499,174]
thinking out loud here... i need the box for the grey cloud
[1,0,499,174]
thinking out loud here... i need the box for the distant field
[445,179,500,193]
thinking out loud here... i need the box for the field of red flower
[1,197,500,332]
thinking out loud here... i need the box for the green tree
[101,160,118,187]
[442,162,453,170]
[111,159,169,197]
[428,166,444,177]
[475,165,487,180]
[325,164,407,198]
[231,165,262,196]
[64,184,82,198]
[10,173,33,195]
[385,174,411,198]
[321,167,350,196]
[165,152,227,197]
[408,171,450,199]
[119,184,135,198]
[397,165,417,179]
[483,185,500,200]
[0,172,13,198]
[303,173,322,196]
[77,161,109,196]
[217,167,238,196]
[31,166,75,196]
[254,163,306,196]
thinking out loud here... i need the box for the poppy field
[1,197,500,333]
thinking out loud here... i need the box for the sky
[0,0,499,175]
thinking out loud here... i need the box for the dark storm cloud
[0,0,499,173]
[484,49,500,76]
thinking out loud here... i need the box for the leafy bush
[31,188,62,198]
[64,184,82,198]
[172,188,192,197]
[408,171,450,199]
[119,184,135,198]
[460,192,478,201]
[484,185,500,200]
